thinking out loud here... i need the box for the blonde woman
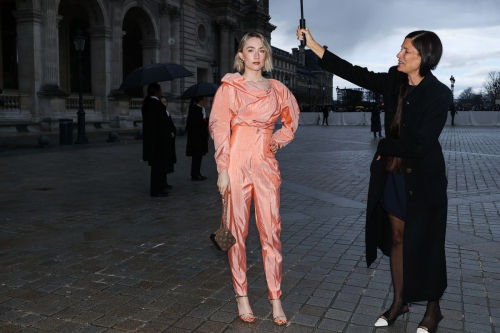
[209,32,299,325]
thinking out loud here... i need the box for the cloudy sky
[269,0,500,98]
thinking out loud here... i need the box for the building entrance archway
[1,1,18,90]
[122,6,159,98]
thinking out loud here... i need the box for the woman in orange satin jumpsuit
[209,32,299,325]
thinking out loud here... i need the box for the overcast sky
[269,0,500,98]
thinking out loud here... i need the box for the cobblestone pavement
[0,125,499,333]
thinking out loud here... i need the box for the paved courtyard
[0,125,499,333]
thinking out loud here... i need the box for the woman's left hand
[270,142,278,154]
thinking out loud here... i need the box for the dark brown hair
[387,31,443,173]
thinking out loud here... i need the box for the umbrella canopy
[119,62,193,90]
[180,82,221,99]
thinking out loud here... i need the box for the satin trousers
[227,126,283,299]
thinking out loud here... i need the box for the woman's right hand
[296,26,325,59]
[296,26,314,47]
[217,170,231,196]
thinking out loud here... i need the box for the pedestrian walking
[371,104,382,138]
[186,96,209,180]
[322,107,329,125]
[141,83,173,197]
[160,96,177,190]
[297,27,450,333]
[209,32,299,326]
[449,103,457,126]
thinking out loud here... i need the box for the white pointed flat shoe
[416,328,428,333]
[374,316,389,327]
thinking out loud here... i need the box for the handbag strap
[221,192,228,229]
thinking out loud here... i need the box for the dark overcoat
[166,112,177,166]
[318,50,451,303]
[370,106,382,132]
[185,103,209,157]
[141,97,174,172]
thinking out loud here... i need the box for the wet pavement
[0,125,499,333]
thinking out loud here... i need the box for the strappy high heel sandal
[374,303,410,327]
[268,298,287,326]
[416,312,444,333]
[235,295,255,323]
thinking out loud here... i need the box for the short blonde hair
[234,32,273,73]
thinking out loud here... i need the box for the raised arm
[209,84,234,173]
[297,26,390,94]
[272,85,300,149]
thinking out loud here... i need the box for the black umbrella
[180,82,221,99]
[119,62,193,90]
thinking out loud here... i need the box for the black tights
[386,214,441,328]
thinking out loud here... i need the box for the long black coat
[185,103,209,157]
[318,50,451,303]
[141,97,174,173]
[166,112,177,165]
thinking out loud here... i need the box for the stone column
[142,39,160,66]
[159,5,171,95]
[0,5,3,88]
[39,0,65,96]
[218,21,230,77]
[228,27,236,73]
[88,27,112,115]
[109,4,124,92]
[169,5,181,97]
[13,9,44,118]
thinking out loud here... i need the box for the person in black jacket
[371,104,382,138]
[160,96,177,189]
[322,107,329,125]
[297,28,451,333]
[186,96,209,181]
[141,83,173,197]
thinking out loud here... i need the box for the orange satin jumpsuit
[209,73,299,299]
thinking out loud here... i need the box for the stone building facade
[0,0,275,132]
[292,46,334,109]
[271,45,334,109]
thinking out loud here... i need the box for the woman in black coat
[297,28,451,333]
[186,96,209,180]
[371,105,382,138]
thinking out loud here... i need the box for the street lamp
[284,76,290,87]
[322,85,326,105]
[308,80,312,108]
[74,28,88,144]
[336,86,340,106]
[211,60,219,83]
[450,75,455,101]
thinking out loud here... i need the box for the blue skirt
[381,171,407,221]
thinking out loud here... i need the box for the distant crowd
[302,104,500,112]
[302,106,383,113]
[455,104,500,111]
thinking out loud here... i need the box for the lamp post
[450,75,455,102]
[74,29,88,144]
[308,80,312,108]
[322,85,326,105]
[336,86,340,106]
[211,60,219,83]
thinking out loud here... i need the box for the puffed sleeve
[209,83,234,173]
[272,85,300,149]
